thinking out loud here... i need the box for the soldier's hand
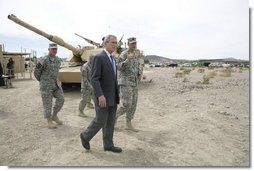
[37,58,44,65]
[127,53,134,61]
[98,95,106,108]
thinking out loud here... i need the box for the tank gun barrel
[74,33,101,48]
[7,14,81,56]
[118,34,124,47]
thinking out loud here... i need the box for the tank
[7,14,104,84]
[7,14,145,83]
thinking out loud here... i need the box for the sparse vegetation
[196,74,210,84]
[197,68,205,73]
[183,68,192,74]
[220,68,232,77]
[175,72,184,78]
[208,66,215,70]
[183,77,188,82]
[176,68,192,78]
[239,67,243,73]
[1,65,249,166]
[208,71,217,78]
[202,75,210,84]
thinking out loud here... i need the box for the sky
[0,0,249,60]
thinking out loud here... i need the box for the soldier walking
[78,55,94,117]
[34,43,64,129]
[115,37,141,132]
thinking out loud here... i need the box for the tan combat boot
[47,118,57,129]
[87,102,94,109]
[51,113,63,125]
[78,110,87,118]
[126,120,138,132]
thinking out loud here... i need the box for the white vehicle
[182,63,192,67]
[209,63,222,67]
[222,64,230,67]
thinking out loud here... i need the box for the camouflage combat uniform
[116,50,141,121]
[79,62,93,112]
[34,55,64,118]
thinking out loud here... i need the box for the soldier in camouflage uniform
[115,37,141,132]
[78,55,94,117]
[34,43,64,129]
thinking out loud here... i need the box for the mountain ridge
[145,55,249,63]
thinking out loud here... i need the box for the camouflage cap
[127,37,137,44]
[49,43,58,49]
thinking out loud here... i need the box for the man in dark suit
[80,35,122,153]
[0,62,5,86]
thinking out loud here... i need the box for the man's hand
[138,75,142,81]
[98,95,106,108]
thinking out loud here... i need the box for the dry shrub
[183,68,192,74]
[202,75,210,84]
[175,72,183,78]
[220,68,232,77]
[198,68,205,73]
[208,72,217,78]
[238,67,243,73]
[183,77,188,82]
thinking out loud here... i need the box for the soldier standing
[115,37,141,132]
[78,55,94,117]
[34,43,64,129]
[7,58,15,75]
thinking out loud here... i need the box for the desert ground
[0,66,249,166]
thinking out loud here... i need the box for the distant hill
[144,55,249,64]
[145,55,173,63]
[221,58,249,62]
[144,55,188,64]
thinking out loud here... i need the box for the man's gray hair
[103,34,117,46]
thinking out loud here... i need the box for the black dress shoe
[104,146,122,153]
[80,133,90,150]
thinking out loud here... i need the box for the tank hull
[59,67,81,83]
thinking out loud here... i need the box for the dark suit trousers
[82,104,117,148]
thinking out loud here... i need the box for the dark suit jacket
[91,50,119,106]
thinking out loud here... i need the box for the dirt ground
[0,67,249,166]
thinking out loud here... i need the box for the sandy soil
[0,67,249,166]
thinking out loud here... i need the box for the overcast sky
[0,0,249,60]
